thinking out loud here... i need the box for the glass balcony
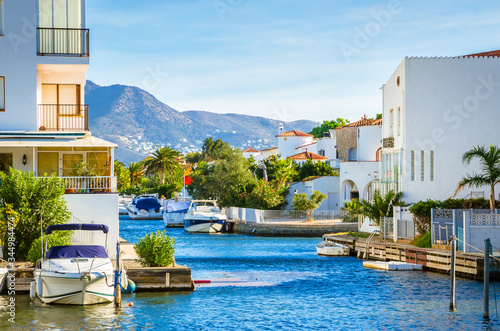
[37,28,89,57]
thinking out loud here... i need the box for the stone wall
[336,127,357,161]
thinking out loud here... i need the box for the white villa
[0,0,119,255]
[338,117,382,205]
[378,52,500,204]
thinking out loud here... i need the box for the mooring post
[484,238,490,319]
[114,240,122,308]
[450,236,456,311]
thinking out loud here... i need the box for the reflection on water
[1,218,499,330]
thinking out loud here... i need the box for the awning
[46,223,109,234]
[0,132,117,148]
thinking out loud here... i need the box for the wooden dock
[324,234,488,280]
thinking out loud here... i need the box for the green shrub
[414,232,432,248]
[134,230,175,267]
[26,231,72,264]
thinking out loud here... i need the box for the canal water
[2,218,500,330]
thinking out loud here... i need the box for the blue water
[2,217,500,330]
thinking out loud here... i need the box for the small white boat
[316,240,350,256]
[184,200,227,233]
[163,197,191,227]
[118,195,134,215]
[127,195,164,220]
[33,224,116,305]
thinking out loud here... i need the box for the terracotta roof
[302,176,324,182]
[463,50,500,58]
[243,146,261,153]
[337,115,382,129]
[260,146,278,152]
[287,151,328,160]
[276,130,314,138]
[295,141,317,150]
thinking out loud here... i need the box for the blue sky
[86,0,500,123]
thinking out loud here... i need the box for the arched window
[348,147,357,161]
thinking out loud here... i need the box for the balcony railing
[371,180,399,199]
[37,28,89,57]
[63,176,117,193]
[38,104,89,131]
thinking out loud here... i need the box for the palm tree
[360,190,404,225]
[272,159,298,182]
[128,162,144,187]
[454,145,500,210]
[143,147,181,185]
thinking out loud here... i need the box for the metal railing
[37,28,89,56]
[380,216,394,240]
[227,208,346,223]
[63,176,117,193]
[371,180,399,198]
[38,104,89,131]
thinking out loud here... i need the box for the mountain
[85,81,320,164]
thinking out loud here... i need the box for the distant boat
[32,223,117,305]
[184,200,227,233]
[316,240,350,256]
[163,197,192,227]
[127,195,164,220]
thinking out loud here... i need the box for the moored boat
[163,196,191,227]
[127,195,164,220]
[316,240,350,256]
[33,223,116,305]
[184,200,227,233]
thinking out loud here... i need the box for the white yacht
[183,200,227,233]
[163,196,192,227]
[32,224,116,305]
[127,195,164,220]
[316,240,350,256]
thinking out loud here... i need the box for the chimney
[278,123,284,135]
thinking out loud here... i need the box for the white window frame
[0,76,5,112]
[0,0,4,36]
[421,151,425,181]
[411,151,415,181]
[430,150,434,181]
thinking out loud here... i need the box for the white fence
[463,212,500,253]
[226,207,346,223]
[63,176,117,193]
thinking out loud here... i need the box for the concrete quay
[229,220,358,237]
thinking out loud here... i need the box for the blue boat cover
[136,197,161,211]
[46,223,109,235]
[46,245,109,259]
[167,201,191,213]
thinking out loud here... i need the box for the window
[397,107,401,136]
[38,152,59,176]
[421,151,425,181]
[430,151,434,181]
[0,153,12,172]
[0,0,4,35]
[389,109,394,137]
[411,151,415,181]
[0,76,4,111]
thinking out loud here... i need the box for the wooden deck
[323,234,487,280]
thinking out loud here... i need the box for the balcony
[383,137,394,148]
[37,28,89,57]
[63,176,117,193]
[38,104,89,131]
[371,180,399,199]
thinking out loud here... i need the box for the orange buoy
[128,302,134,307]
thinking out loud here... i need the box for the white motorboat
[118,195,134,215]
[163,197,191,227]
[184,200,227,233]
[316,240,350,256]
[127,195,164,220]
[32,224,116,305]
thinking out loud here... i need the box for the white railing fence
[63,176,117,192]
[380,216,394,240]
[226,207,346,223]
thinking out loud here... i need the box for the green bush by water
[414,232,432,248]
[134,230,175,267]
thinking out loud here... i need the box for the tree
[340,199,362,222]
[0,169,70,260]
[143,146,181,185]
[128,162,144,187]
[360,190,404,225]
[185,152,201,164]
[201,138,231,161]
[187,149,257,207]
[298,159,337,180]
[309,118,350,138]
[454,145,500,210]
[292,191,327,221]
[114,160,130,192]
[246,179,289,210]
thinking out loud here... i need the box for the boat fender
[29,281,36,300]
[123,279,136,293]
[37,279,43,297]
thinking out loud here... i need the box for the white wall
[316,137,337,160]
[357,126,381,161]
[340,161,379,204]
[383,57,500,203]
[278,136,314,159]
[0,146,35,172]
[286,176,339,210]
[64,194,119,258]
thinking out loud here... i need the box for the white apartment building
[0,0,119,255]
[379,53,500,204]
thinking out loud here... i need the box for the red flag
[184,175,194,185]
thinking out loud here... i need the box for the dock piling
[450,237,456,311]
[114,241,122,308]
[484,238,490,319]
